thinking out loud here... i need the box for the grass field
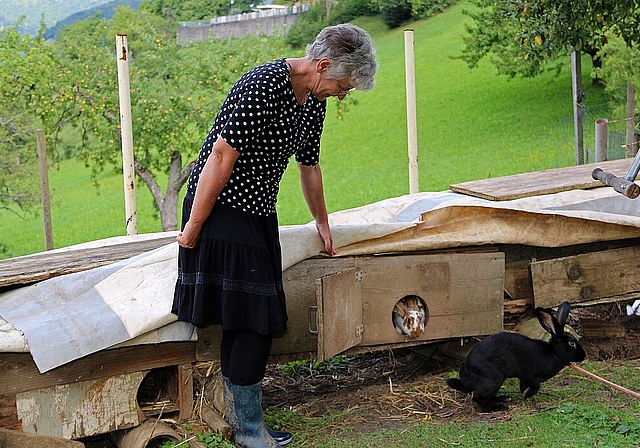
[0,1,615,258]
[266,358,640,447]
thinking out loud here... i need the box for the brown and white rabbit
[446,301,586,411]
[392,295,426,339]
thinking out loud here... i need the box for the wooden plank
[450,158,633,201]
[201,403,233,440]
[0,394,20,430]
[0,235,176,290]
[274,253,505,359]
[357,253,504,345]
[177,364,194,421]
[16,372,144,439]
[530,245,640,308]
[504,260,533,301]
[0,342,196,396]
[273,258,356,357]
[317,268,363,362]
[581,318,627,339]
[0,427,84,448]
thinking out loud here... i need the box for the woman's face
[311,58,354,101]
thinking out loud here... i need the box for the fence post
[116,34,138,236]
[626,81,638,158]
[36,129,53,251]
[404,29,419,194]
[571,51,585,165]
[595,118,608,162]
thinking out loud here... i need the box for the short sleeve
[219,84,270,153]
[295,100,326,166]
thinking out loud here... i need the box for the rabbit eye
[569,341,577,348]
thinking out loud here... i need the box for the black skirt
[172,197,288,335]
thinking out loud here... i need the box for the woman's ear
[316,57,332,73]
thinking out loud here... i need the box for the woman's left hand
[316,220,337,256]
[176,220,202,249]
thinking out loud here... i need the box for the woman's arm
[298,162,337,255]
[176,137,239,249]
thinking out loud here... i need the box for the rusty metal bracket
[308,306,318,334]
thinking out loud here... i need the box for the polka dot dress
[172,59,327,334]
[186,58,326,215]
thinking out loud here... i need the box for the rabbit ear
[555,301,571,327]
[394,302,409,317]
[536,307,559,338]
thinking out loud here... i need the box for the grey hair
[306,23,379,92]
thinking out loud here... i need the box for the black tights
[221,329,273,386]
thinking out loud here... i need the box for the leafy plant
[555,403,640,444]
[159,431,235,448]
[278,354,352,375]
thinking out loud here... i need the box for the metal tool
[592,152,640,198]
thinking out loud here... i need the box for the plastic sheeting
[2,187,640,372]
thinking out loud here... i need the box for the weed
[556,403,640,446]
[159,431,235,448]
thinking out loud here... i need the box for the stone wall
[177,7,307,44]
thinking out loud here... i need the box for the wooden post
[595,118,608,162]
[571,51,584,165]
[116,34,138,236]
[626,81,638,158]
[404,29,419,194]
[36,129,53,251]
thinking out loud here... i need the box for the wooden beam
[0,427,84,448]
[0,342,196,396]
[530,245,640,308]
[450,158,632,201]
[0,235,175,290]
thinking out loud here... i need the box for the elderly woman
[172,23,378,447]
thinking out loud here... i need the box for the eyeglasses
[337,80,356,96]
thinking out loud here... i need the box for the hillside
[0,2,614,258]
[42,0,142,39]
[0,0,116,35]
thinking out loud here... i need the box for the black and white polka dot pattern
[186,59,326,216]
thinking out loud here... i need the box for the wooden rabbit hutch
[277,252,504,361]
[2,159,640,446]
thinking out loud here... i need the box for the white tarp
[2,187,640,372]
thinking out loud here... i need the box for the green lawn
[264,359,640,447]
[0,1,614,258]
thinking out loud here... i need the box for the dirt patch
[261,302,640,431]
[82,302,640,446]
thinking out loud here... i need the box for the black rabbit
[446,301,586,411]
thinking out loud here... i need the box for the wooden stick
[404,28,419,195]
[115,34,138,236]
[569,363,640,399]
[36,129,53,250]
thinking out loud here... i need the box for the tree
[140,0,255,21]
[369,0,454,29]
[0,24,54,220]
[596,37,640,104]
[460,0,611,79]
[48,7,289,231]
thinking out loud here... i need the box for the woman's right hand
[176,220,202,249]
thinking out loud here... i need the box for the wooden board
[356,253,505,345]
[0,342,195,396]
[16,372,144,439]
[274,257,356,357]
[0,234,175,290]
[275,252,505,360]
[530,245,640,308]
[0,427,84,448]
[450,158,634,201]
[0,343,195,437]
[316,268,363,362]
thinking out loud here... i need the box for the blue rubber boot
[223,377,279,448]
[268,428,292,446]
